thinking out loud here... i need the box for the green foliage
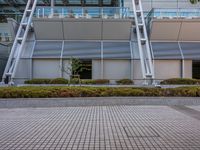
[81,79,96,84]
[160,78,200,85]
[24,79,52,84]
[62,58,89,77]
[71,58,84,75]
[0,86,200,98]
[25,78,110,85]
[190,0,200,4]
[80,79,109,84]
[116,79,134,85]
[50,78,68,84]
[70,78,80,84]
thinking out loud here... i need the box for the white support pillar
[30,41,36,80]
[51,0,54,17]
[101,41,104,79]
[178,42,184,78]
[130,41,134,80]
[51,0,54,7]
[60,41,64,78]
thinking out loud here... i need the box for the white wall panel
[103,60,131,79]
[33,59,60,78]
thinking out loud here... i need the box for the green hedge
[116,79,133,85]
[25,79,109,85]
[160,78,200,85]
[24,78,69,84]
[24,79,52,84]
[50,78,68,84]
[0,86,200,98]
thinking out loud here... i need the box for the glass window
[193,61,200,79]
[79,60,92,79]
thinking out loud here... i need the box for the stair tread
[17,37,23,40]
[21,23,28,25]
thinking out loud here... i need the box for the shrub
[81,79,109,84]
[24,79,51,84]
[81,80,96,84]
[94,79,109,84]
[50,78,68,84]
[160,78,200,85]
[0,86,200,98]
[70,78,80,84]
[116,79,134,85]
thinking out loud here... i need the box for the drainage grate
[123,126,160,138]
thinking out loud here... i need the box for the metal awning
[63,41,101,59]
[151,42,200,60]
[180,42,200,60]
[151,42,182,59]
[103,42,131,59]
[33,41,62,58]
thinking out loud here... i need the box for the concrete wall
[62,59,71,79]
[150,19,200,41]
[103,60,131,80]
[92,60,102,79]
[33,59,61,79]
[132,60,142,79]
[13,58,193,84]
[15,59,31,79]
[154,60,181,79]
[13,59,32,84]
[183,60,192,78]
[33,18,132,40]
[92,59,132,80]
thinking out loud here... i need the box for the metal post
[101,41,104,79]
[178,42,184,78]
[51,0,54,7]
[130,41,134,80]
[51,0,54,17]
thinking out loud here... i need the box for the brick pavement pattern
[0,106,200,150]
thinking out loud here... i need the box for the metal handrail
[35,6,132,19]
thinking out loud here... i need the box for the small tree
[61,57,87,84]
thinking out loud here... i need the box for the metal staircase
[132,0,154,84]
[1,0,37,85]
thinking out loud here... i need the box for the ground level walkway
[0,104,200,149]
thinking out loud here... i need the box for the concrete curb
[0,97,200,108]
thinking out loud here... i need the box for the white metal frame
[131,0,154,84]
[1,0,38,85]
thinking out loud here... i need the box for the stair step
[5,73,12,76]
[17,37,23,41]
[136,10,141,13]
[140,38,146,41]
[146,74,153,77]
[138,23,144,26]
[27,9,32,12]
[21,23,28,26]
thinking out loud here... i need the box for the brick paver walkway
[0,106,200,150]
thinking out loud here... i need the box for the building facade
[0,0,200,84]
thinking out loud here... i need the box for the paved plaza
[0,105,200,150]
